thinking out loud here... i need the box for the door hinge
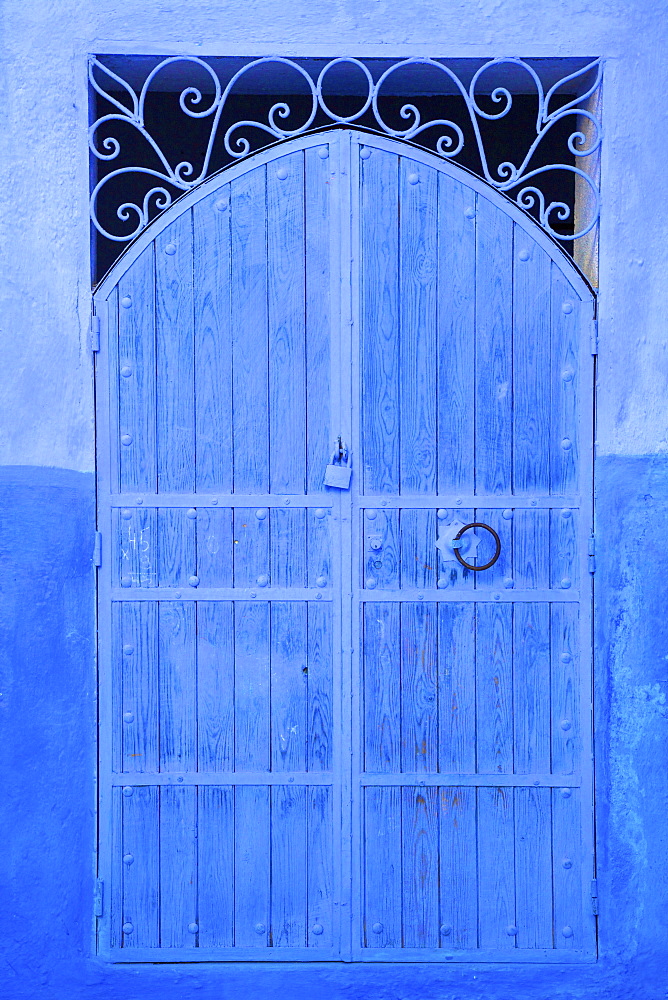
[590,319,598,356]
[94,878,104,917]
[590,878,599,915]
[93,531,102,568]
[91,314,100,353]
[588,534,595,574]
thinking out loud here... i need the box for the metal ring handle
[453,522,501,572]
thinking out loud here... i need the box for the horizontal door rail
[105,494,335,508]
[355,497,581,509]
[358,590,579,603]
[110,587,332,602]
[110,772,334,786]
[360,773,581,787]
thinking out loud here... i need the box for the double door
[95,129,596,962]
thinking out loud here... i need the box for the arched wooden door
[94,130,596,963]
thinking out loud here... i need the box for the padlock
[324,440,352,489]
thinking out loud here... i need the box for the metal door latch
[324,438,352,489]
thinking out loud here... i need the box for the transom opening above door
[89,54,601,285]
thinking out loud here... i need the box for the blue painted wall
[1,0,668,996]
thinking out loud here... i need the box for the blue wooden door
[95,130,595,963]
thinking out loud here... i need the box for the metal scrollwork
[89,54,602,246]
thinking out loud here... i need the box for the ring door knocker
[452,522,501,572]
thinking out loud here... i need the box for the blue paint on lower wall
[0,462,666,1000]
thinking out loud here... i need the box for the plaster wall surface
[0,1,667,998]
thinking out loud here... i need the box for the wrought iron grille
[89,55,601,281]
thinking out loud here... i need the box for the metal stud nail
[561,577,571,589]
[518,249,530,261]
[255,923,265,934]
[366,509,377,520]
[562,858,573,869]
[164,243,176,255]
[372,922,383,934]
[534,780,541,786]
[561,652,572,663]
[531,499,537,506]
[561,787,572,798]
[284,498,290,505]
[123,922,134,934]
[123,712,134,724]
[507,925,518,936]
[211,498,218,505]
[494,593,501,601]
[317,146,329,159]
[408,172,419,185]
[123,853,134,865]
[257,575,269,587]
[136,497,143,504]
[561,508,572,518]
[250,592,256,599]
[121,296,132,308]
[188,922,199,934]
[123,644,134,655]
[314,508,327,519]
[437,508,447,519]
[312,923,324,935]
[440,924,452,935]
[121,509,132,520]
[316,576,327,588]
[255,508,268,520]
[120,575,132,588]
[465,207,476,219]
[562,369,574,382]
[360,147,371,159]
[121,434,132,446]
[456,498,462,506]
[215,198,228,212]
[502,508,513,519]
[562,301,574,314]
[187,508,197,519]
[276,166,288,180]
[437,577,447,589]
[365,577,377,589]
[177,776,183,782]
[122,786,133,797]
[120,365,132,377]
[188,575,199,587]
[316,593,322,600]
[562,925,574,938]
[560,719,572,731]
[418,594,423,601]
[561,438,573,450]
[504,577,514,589]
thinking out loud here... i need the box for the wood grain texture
[361,149,399,494]
[551,266,580,495]
[364,603,401,771]
[513,509,550,589]
[515,786,552,948]
[268,152,306,494]
[435,509,474,591]
[402,786,439,947]
[158,602,197,772]
[122,785,159,947]
[307,785,333,947]
[271,602,308,772]
[197,602,235,771]
[115,507,157,589]
[476,604,513,773]
[233,508,269,588]
[194,186,233,493]
[307,602,333,772]
[160,785,197,947]
[551,788,583,948]
[231,166,269,493]
[196,507,234,587]
[477,786,515,949]
[307,508,330,589]
[439,786,477,948]
[121,601,158,773]
[158,508,196,587]
[363,508,399,590]
[551,604,579,776]
[364,786,402,947]
[551,507,578,591]
[234,602,270,771]
[156,214,195,493]
[198,785,234,946]
[513,234,551,494]
[513,602,551,773]
[305,146,332,493]
[400,509,436,590]
[234,785,270,946]
[437,177,476,493]
[401,602,437,773]
[475,198,513,495]
[438,604,476,772]
[271,784,307,946]
[399,159,438,494]
[271,508,306,587]
[118,245,156,491]
[472,507,510,593]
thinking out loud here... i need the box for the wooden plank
[197,602,235,771]
[160,785,197,947]
[437,176,476,493]
[271,508,306,587]
[551,604,579,776]
[198,785,234,947]
[475,198,513,495]
[551,787,583,948]
[402,786,439,947]
[115,507,157,589]
[158,602,197,772]
[473,507,511,593]
[234,785,270,946]
[118,245,156,491]
[305,146,332,493]
[475,604,513,773]
[307,507,331,589]
[551,266,580,495]
[122,785,159,948]
[194,185,233,493]
[435,508,474,592]
[360,148,399,494]
[363,508,399,591]
[515,786,553,948]
[438,604,476,772]
[271,602,308,772]
[157,508,196,587]
[110,785,123,948]
[234,602,270,770]
[400,509,436,590]
[307,785,333,947]
[121,602,158,773]
[551,507,579,592]
[307,602,333,772]
[513,234,551,494]
[439,786,477,948]
[112,602,122,773]
[400,602,437,773]
[363,787,402,947]
[271,784,307,946]
[477,786,515,949]
[155,214,195,492]
[399,158,438,494]
[363,603,401,771]
[513,509,550,589]
[268,152,306,494]
[513,603,551,773]
[233,507,269,588]
[196,507,234,587]
[231,165,269,493]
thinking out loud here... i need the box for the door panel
[96,130,594,963]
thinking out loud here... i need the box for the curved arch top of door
[94,129,596,964]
